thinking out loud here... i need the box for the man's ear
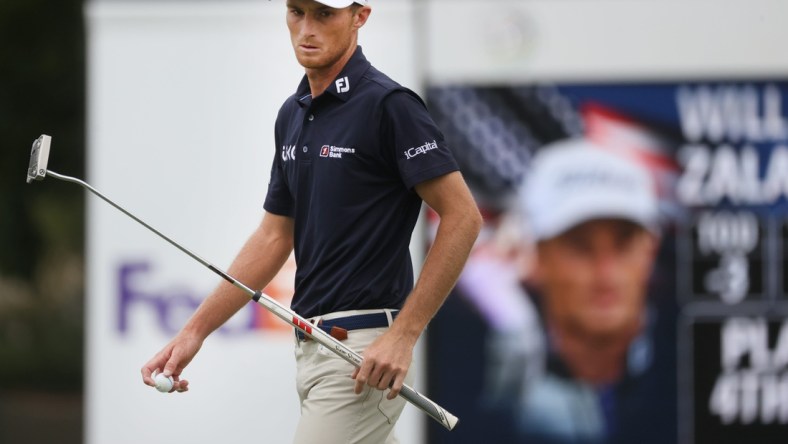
[353,6,371,29]
[644,232,661,269]
[518,241,542,289]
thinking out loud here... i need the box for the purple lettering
[117,261,257,335]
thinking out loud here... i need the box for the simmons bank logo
[116,260,293,336]
[320,144,356,159]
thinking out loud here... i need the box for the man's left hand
[351,329,414,400]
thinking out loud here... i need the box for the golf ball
[154,373,174,393]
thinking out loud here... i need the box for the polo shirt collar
[294,46,371,106]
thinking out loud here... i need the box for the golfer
[141,1,482,443]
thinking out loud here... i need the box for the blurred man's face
[534,219,657,341]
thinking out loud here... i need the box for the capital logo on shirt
[404,140,439,160]
[282,145,296,162]
[335,76,350,93]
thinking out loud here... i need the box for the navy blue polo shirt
[263,47,459,318]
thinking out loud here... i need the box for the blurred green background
[1,0,85,442]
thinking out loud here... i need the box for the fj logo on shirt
[335,76,350,93]
[404,140,438,160]
[282,145,296,162]
[320,144,356,159]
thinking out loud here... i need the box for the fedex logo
[117,261,262,336]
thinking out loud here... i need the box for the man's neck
[305,43,357,98]
[550,322,642,386]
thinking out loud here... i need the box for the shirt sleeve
[263,125,295,217]
[381,89,460,189]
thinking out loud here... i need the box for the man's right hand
[141,332,203,393]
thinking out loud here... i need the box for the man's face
[533,219,657,341]
[286,0,367,71]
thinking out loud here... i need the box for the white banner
[85,1,424,443]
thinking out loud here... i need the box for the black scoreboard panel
[679,211,788,443]
[782,220,787,301]
[682,317,788,444]
[678,177,788,440]
[674,81,788,444]
[685,212,766,304]
[423,81,788,444]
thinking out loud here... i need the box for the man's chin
[579,312,638,340]
[295,54,324,69]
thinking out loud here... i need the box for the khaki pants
[292,310,413,444]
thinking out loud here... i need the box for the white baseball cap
[521,138,658,241]
[274,0,367,7]
[314,0,368,7]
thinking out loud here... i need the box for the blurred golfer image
[481,138,677,444]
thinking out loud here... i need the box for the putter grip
[399,384,459,431]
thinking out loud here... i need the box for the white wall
[425,0,788,83]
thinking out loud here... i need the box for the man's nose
[300,14,317,36]
[593,249,621,282]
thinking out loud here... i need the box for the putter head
[26,134,51,184]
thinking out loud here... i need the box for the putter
[26,134,459,431]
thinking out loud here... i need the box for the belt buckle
[327,325,348,341]
[297,319,348,342]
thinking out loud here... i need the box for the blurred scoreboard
[677,83,788,444]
